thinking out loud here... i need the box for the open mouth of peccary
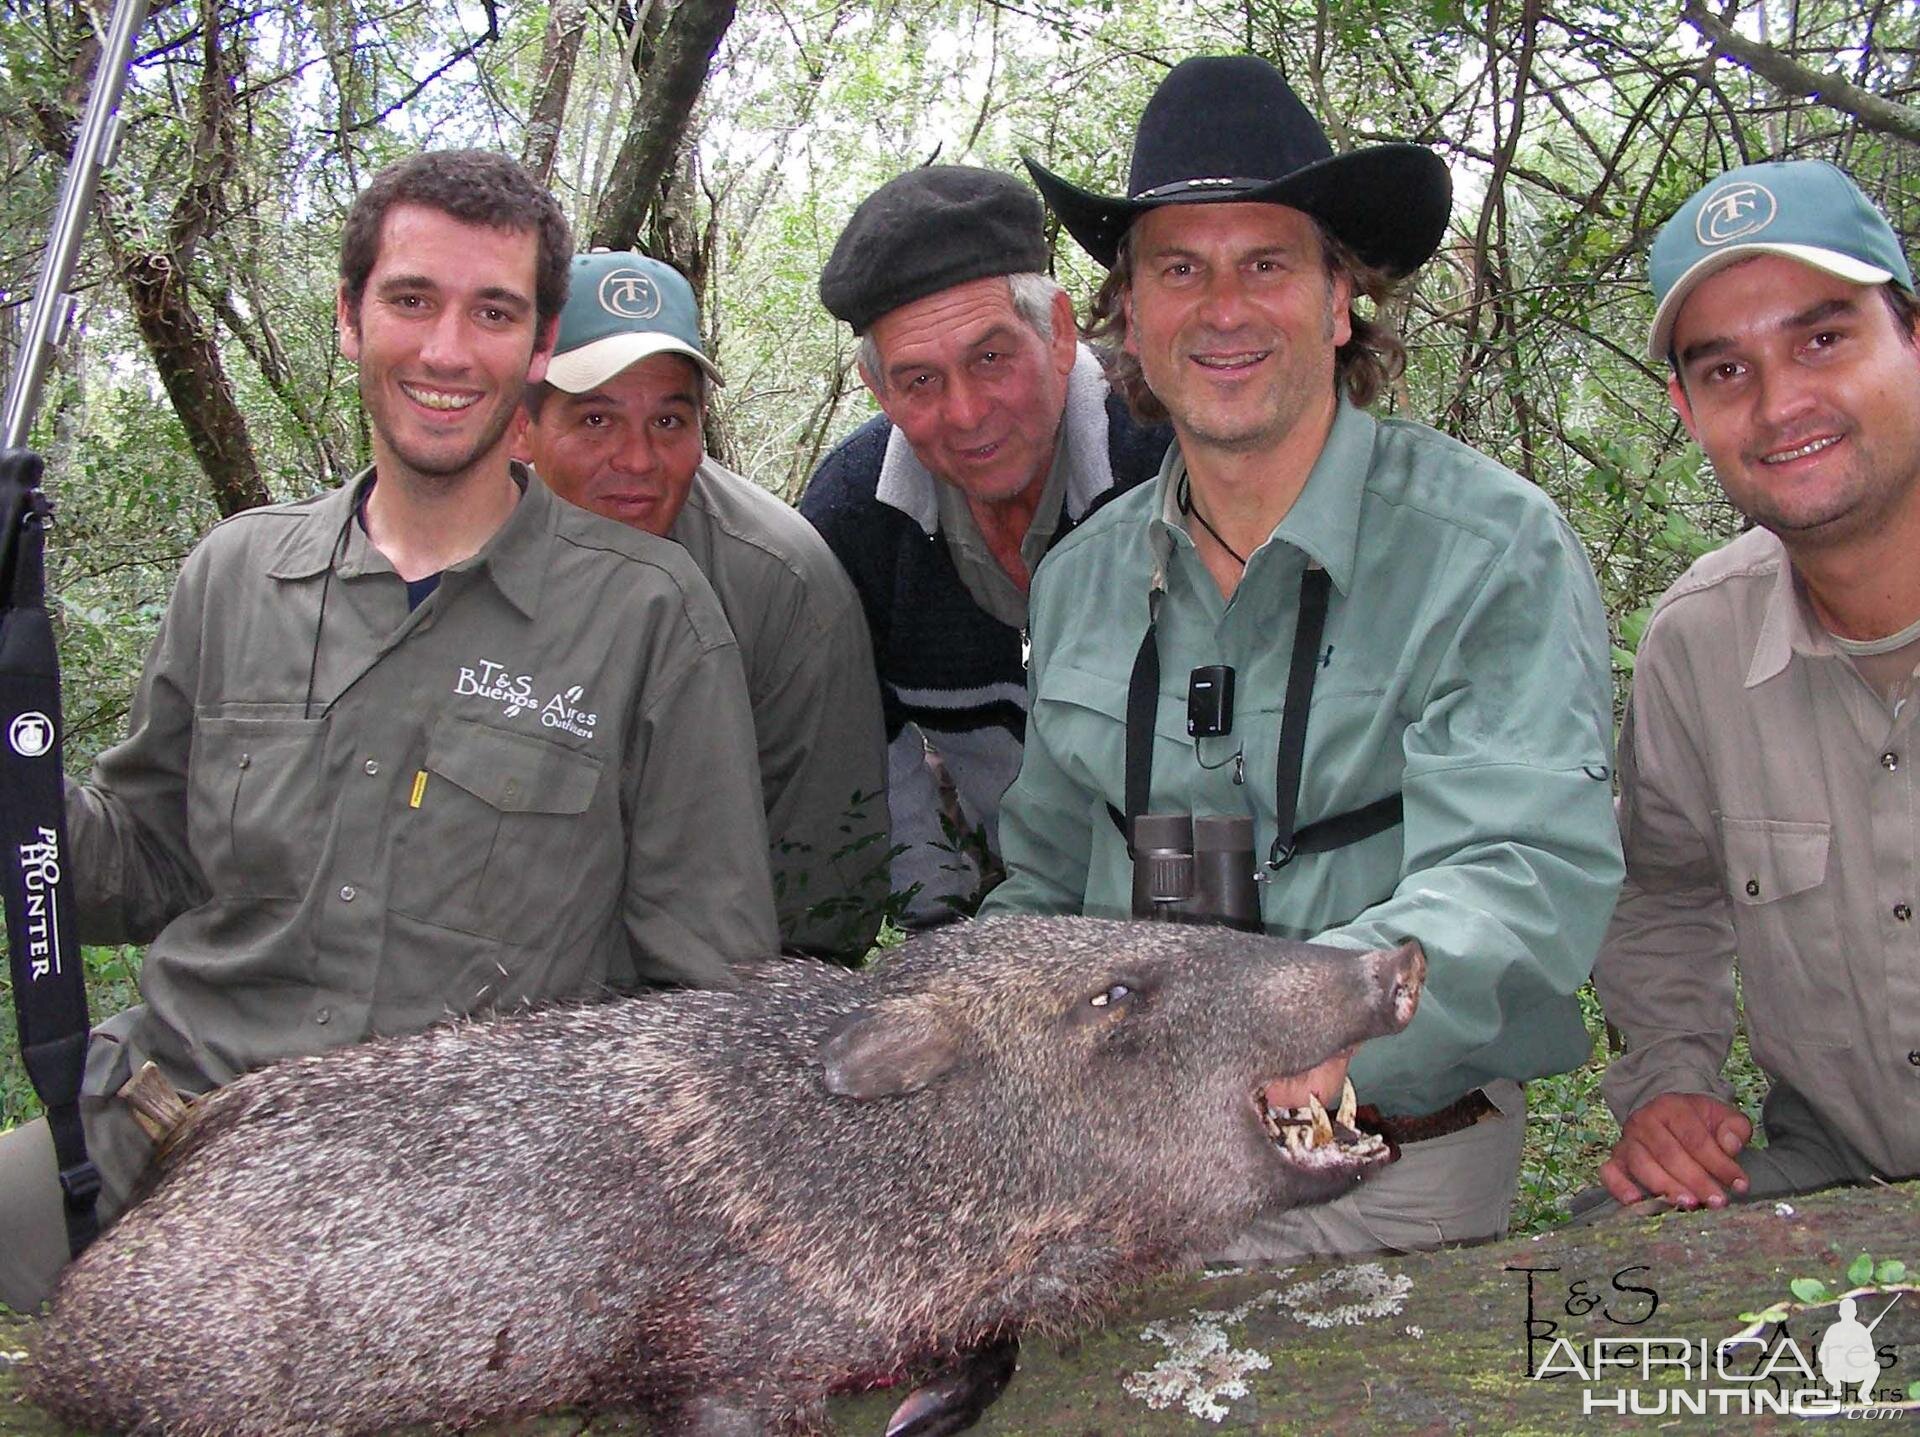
[1251,1053,1389,1175]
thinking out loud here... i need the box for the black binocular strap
[1111,563,1403,867]
[0,449,99,1257]
[1121,590,1162,845]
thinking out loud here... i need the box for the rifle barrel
[2,0,152,451]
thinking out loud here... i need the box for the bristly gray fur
[29,915,1420,1436]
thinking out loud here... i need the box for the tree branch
[1682,0,1920,144]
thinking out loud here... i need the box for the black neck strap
[1114,563,1402,870]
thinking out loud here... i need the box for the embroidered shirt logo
[598,268,663,320]
[541,684,598,740]
[455,662,598,737]
[455,660,538,718]
[1696,182,1777,246]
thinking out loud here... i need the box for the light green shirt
[983,401,1623,1116]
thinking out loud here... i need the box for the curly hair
[1083,217,1409,423]
[339,150,573,329]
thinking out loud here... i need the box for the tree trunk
[588,0,739,250]
[522,0,590,184]
[114,242,269,516]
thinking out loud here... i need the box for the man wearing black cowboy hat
[982,56,1622,1260]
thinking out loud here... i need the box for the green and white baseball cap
[545,251,725,392]
[1647,160,1913,362]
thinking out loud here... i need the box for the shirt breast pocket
[188,715,329,899]
[1717,816,1844,1048]
[389,716,607,945]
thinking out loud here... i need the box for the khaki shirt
[69,470,775,1114]
[1596,527,1920,1177]
[669,458,888,958]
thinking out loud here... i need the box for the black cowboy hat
[1024,55,1451,276]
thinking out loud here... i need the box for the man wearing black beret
[801,167,1171,926]
[982,57,1624,1261]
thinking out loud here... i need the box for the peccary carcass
[30,915,1424,1436]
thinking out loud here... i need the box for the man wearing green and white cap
[516,253,888,960]
[1594,160,1920,1210]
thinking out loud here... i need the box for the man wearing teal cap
[1593,160,1920,1210]
[516,253,888,960]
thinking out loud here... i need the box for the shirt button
[339,884,357,902]
[1745,879,1761,897]
[1883,752,1900,771]
[1897,903,1914,922]
[315,1007,331,1025]
[363,758,380,776]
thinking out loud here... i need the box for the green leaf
[1875,1260,1907,1283]
[1909,1380,1920,1400]
[1848,1253,1875,1286]
[1738,1302,1790,1324]
[1789,1277,1828,1303]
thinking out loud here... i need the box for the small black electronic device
[1186,664,1234,738]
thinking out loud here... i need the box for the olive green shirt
[68,470,775,1114]
[668,457,889,959]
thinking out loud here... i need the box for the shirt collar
[1147,396,1372,593]
[267,463,550,620]
[1746,532,1842,688]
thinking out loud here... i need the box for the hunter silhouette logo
[1696,182,1777,246]
[598,268,663,320]
[8,711,54,758]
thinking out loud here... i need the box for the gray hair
[857,273,1062,393]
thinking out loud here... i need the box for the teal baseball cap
[545,251,725,392]
[1647,160,1913,362]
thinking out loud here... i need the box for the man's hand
[1600,1093,1753,1210]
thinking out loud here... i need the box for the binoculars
[1129,814,1261,931]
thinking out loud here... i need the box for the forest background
[1,0,1915,1230]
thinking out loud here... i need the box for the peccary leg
[883,1336,1020,1437]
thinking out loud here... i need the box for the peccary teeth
[1307,1092,1333,1146]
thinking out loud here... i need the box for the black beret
[819,166,1049,333]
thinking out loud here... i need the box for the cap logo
[1696,182,1777,246]
[598,269,663,320]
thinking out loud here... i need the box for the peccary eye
[1090,984,1131,1008]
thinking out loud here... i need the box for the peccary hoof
[884,1335,1020,1437]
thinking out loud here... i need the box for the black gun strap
[1112,564,1403,869]
[0,448,98,1256]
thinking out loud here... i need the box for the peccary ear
[819,1006,963,1100]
